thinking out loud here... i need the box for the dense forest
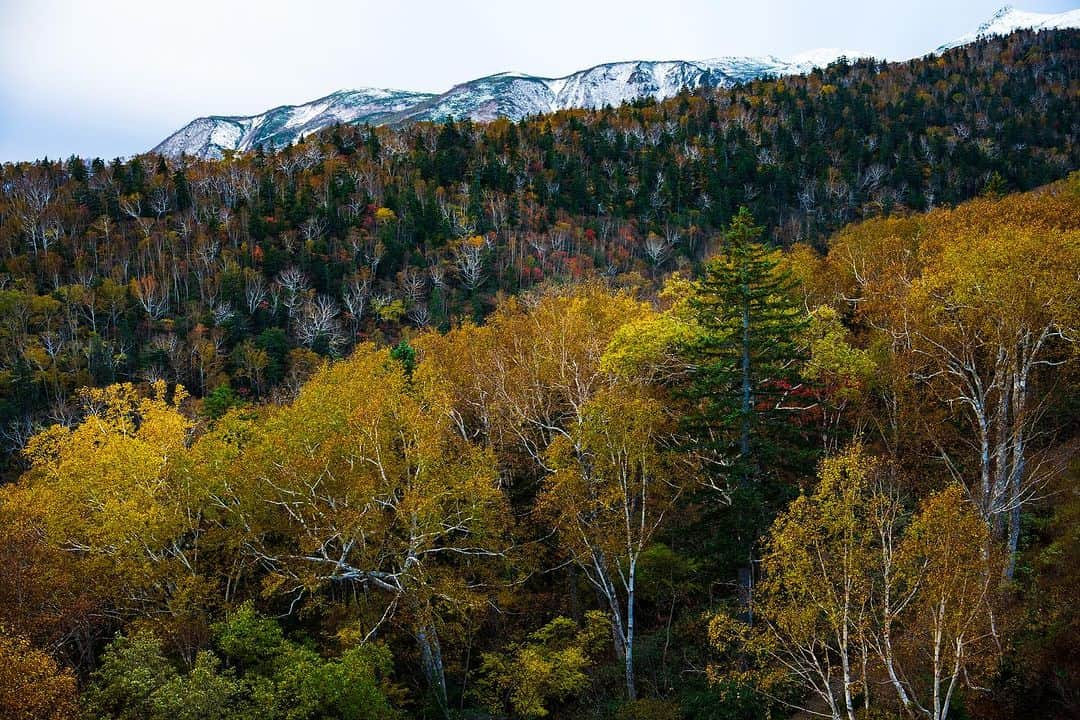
[0,26,1078,720]
[0,28,1077,462]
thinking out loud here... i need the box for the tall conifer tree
[685,207,809,486]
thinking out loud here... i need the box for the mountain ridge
[154,5,1079,159]
[936,4,1080,52]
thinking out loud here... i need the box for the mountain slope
[154,5,1080,159]
[153,49,864,158]
[153,88,436,158]
[936,4,1080,52]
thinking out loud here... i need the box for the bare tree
[212,301,235,326]
[244,273,268,315]
[643,232,675,272]
[150,186,171,218]
[133,275,170,319]
[294,295,345,352]
[300,216,327,246]
[428,261,446,290]
[454,238,487,292]
[399,266,427,304]
[342,276,370,333]
[407,303,431,328]
[10,171,54,255]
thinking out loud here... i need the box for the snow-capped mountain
[154,5,1080,159]
[391,55,871,125]
[153,88,436,158]
[155,50,864,159]
[936,5,1080,52]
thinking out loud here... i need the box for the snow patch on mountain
[153,6,1079,159]
[153,88,436,158]
[936,5,1080,52]
[154,47,868,159]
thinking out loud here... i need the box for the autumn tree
[709,445,1001,720]
[539,385,686,701]
[902,223,1079,574]
[215,345,509,716]
[415,283,654,483]
[472,611,609,718]
[888,485,1000,720]
[12,382,200,617]
[829,191,1080,575]
[799,305,876,453]
[0,631,78,720]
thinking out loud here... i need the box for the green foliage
[389,339,417,376]
[82,609,398,720]
[473,611,610,718]
[81,631,182,720]
[677,209,811,580]
[212,602,285,673]
[676,678,768,720]
[801,306,874,398]
[982,170,1008,198]
[202,385,243,420]
[683,208,810,482]
[1,29,1077,440]
[0,87,1078,720]
[614,698,682,720]
[147,652,243,720]
[268,644,397,720]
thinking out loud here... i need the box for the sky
[0,0,1075,162]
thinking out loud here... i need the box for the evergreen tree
[677,208,813,586]
[684,207,809,486]
[173,169,192,212]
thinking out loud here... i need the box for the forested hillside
[0,25,1078,720]
[0,28,1077,467]
[2,167,1079,720]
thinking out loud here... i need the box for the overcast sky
[0,0,1074,162]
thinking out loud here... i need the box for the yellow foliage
[415,283,653,469]
[0,632,77,720]
[217,344,510,628]
[17,382,195,594]
[373,207,397,224]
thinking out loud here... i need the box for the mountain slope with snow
[155,49,864,158]
[154,6,1078,159]
[153,88,436,158]
[936,5,1080,52]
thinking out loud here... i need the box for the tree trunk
[418,623,449,719]
[1004,368,1028,579]
[567,564,583,625]
[741,290,751,455]
[1006,502,1022,579]
[740,280,752,482]
[625,559,637,701]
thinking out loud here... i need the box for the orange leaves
[825,174,1080,329]
[0,632,77,720]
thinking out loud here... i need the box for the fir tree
[173,169,192,212]
[684,207,809,486]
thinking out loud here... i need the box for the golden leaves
[12,382,196,601]
[0,631,78,720]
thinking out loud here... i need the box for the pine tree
[173,169,192,212]
[684,207,809,486]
